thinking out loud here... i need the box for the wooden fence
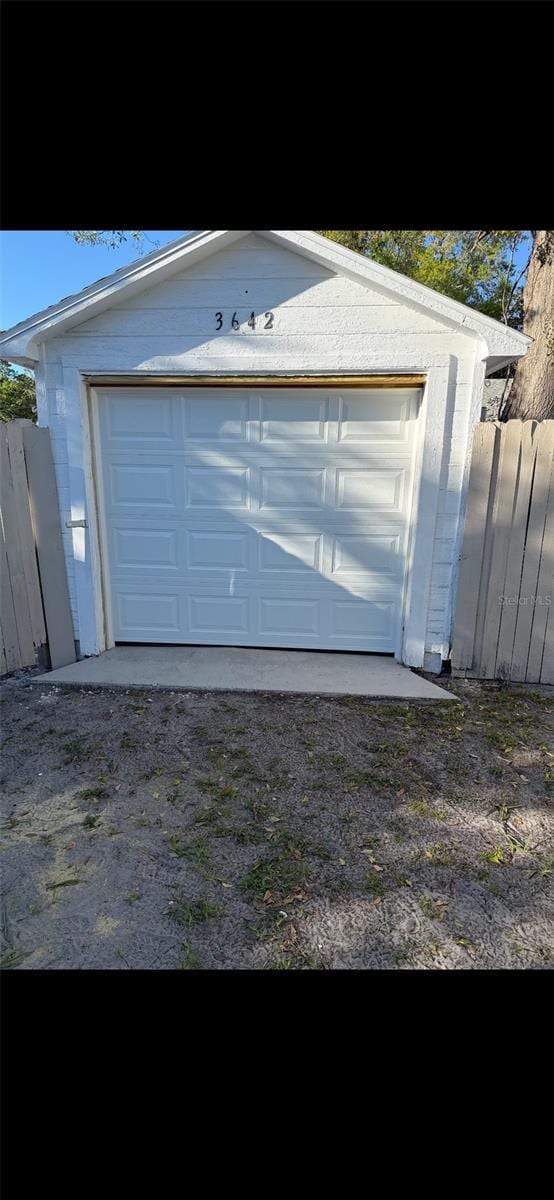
[452,420,554,683]
[0,420,76,676]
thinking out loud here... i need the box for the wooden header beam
[85,374,426,390]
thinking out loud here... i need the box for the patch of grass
[328,876,354,898]
[212,824,262,846]
[374,741,409,759]
[483,846,506,865]
[408,800,447,820]
[485,726,520,753]
[193,803,233,827]
[168,898,224,926]
[168,835,210,866]
[196,778,238,801]
[46,878,80,890]
[418,896,448,920]
[267,955,295,970]
[83,813,101,830]
[529,857,553,881]
[364,872,389,897]
[389,820,408,843]
[231,763,264,783]
[241,854,310,904]
[421,843,455,867]
[140,766,164,781]
[344,769,374,793]
[179,943,203,970]
[77,786,108,803]
[244,796,269,820]
[271,831,331,861]
[119,734,138,750]
[125,891,141,905]
[314,752,347,770]
[191,725,211,743]
[0,948,24,970]
[490,800,521,823]
[63,738,91,764]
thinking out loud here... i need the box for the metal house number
[215,311,274,331]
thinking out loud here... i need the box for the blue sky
[0,230,531,333]
[0,231,186,329]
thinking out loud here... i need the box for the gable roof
[0,229,531,369]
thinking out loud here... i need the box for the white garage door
[97,387,419,652]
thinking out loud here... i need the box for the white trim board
[76,372,448,667]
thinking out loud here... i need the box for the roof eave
[0,228,532,365]
[0,230,250,362]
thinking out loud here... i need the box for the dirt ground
[1,671,552,970]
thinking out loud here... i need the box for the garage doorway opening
[90,381,423,660]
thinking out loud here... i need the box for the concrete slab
[36,645,454,700]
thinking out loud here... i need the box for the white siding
[40,233,479,661]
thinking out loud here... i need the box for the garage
[96,385,419,652]
[0,229,530,671]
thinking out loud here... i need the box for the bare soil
[1,673,552,970]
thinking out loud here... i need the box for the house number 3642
[215,311,274,331]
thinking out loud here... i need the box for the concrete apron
[37,646,455,700]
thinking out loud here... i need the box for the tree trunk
[502,230,554,421]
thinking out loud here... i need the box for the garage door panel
[117,591,180,635]
[259,597,320,637]
[103,392,176,445]
[338,391,413,443]
[186,530,250,571]
[331,598,395,641]
[259,395,329,442]
[111,582,399,650]
[336,468,406,511]
[331,533,402,577]
[108,463,178,510]
[113,527,180,571]
[98,387,418,651]
[258,532,322,573]
[184,393,248,441]
[260,467,326,509]
[185,466,251,510]
[189,595,250,634]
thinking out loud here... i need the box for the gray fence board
[7,422,47,647]
[495,422,536,677]
[0,514,20,672]
[22,424,76,670]
[0,426,35,665]
[452,419,554,684]
[451,424,498,670]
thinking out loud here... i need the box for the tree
[68,231,145,249]
[318,230,554,420]
[0,361,36,422]
[316,230,527,326]
[500,231,554,421]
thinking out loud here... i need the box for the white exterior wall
[36,233,481,663]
